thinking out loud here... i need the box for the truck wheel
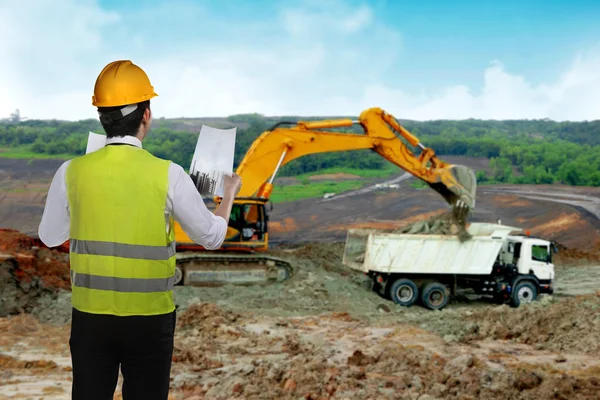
[421,282,449,311]
[510,281,537,308]
[174,265,183,286]
[389,278,419,307]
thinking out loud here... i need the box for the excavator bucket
[429,164,477,210]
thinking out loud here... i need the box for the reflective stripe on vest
[70,271,174,293]
[70,239,176,260]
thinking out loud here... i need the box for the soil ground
[1,241,600,399]
[2,156,600,399]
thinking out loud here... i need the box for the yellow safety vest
[66,144,176,316]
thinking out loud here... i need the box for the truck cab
[498,235,556,301]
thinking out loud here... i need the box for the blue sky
[1,0,600,121]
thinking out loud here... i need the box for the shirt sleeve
[169,163,227,250]
[38,160,71,247]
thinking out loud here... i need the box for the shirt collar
[106,136,143,149]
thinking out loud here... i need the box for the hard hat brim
[92,92,158,108]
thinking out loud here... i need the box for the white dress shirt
[38,135,227,250]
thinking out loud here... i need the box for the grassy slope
[270,180,365,203]
[271,165,402,203]
[0,147,75,160]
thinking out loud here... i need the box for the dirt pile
[169,304,600,400]
[0,353,58,371]
[554,242,600,266]
[392,207,473,242]
[460,294,600,356]
[0,229,70,317]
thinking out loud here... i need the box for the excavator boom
[236,107,476,209]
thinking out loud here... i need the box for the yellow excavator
[173,107,477,286]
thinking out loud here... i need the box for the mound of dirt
[169,304,600,400]
[0,229,70,317]
[554,243,600,266]
[392,207,473,242]
[460,294,600,357]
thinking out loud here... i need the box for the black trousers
[69,308,176,400]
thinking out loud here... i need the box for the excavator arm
[234,107,476,209]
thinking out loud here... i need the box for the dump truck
[342,222,556,310]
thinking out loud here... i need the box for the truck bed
[342,223,520,276]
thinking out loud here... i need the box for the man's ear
[143,107,151,123]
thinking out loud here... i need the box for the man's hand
[223,172,242,197]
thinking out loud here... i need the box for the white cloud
[0,0,599,122]
[0,0,120,120]
[347,53,600,121]
[282,1,373,36]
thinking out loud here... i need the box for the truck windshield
[532,245,549,263]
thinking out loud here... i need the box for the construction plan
[189,125,236,197]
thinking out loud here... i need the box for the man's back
[66,145,176,317]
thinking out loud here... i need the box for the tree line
[0,114,599,186]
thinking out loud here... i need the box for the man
[38,60,242,400]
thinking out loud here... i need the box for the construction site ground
[1,156,600,399]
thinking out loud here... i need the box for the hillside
[1,113,599,187]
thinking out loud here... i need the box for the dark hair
[97,100,150,138]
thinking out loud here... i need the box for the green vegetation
[293,165,401,180]
[270,181,364,203]
[410,179,429,189]
[0,147,77,159]
[1,114,599,187]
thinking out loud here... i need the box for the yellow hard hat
[92,60,158,107]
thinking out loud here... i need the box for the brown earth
[3,294,600,399]
[1,239,600,398]
[269,181,600,252]
[0,158,62,236]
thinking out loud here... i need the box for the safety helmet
[92,60,158,107]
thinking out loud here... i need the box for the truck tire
[421,282,449,311]
[510,281,537,308]
[389,278,419,307]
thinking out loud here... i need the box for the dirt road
[480,186,600,219]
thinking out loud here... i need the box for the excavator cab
[174,198,269,252]
[223,199,269,248]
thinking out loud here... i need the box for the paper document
[86,131,107,154]
[189,125,237,197]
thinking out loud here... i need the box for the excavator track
[175,252,293,287]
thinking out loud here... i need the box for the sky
[1,0,600,121]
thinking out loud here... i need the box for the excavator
[173,107,477,287]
